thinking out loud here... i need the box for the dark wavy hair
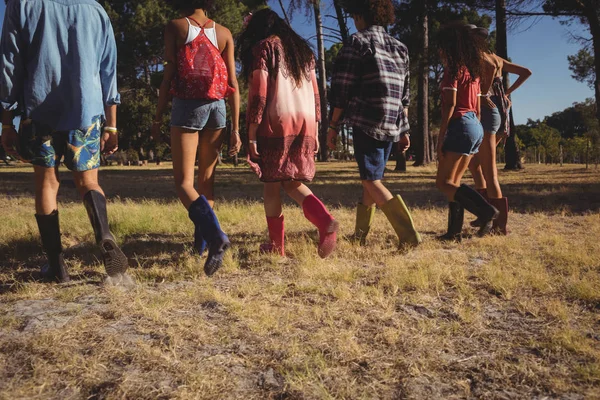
[342,0,395,26]
[437,22,485,82]
[237,9,315,87]
[164,0,214,12]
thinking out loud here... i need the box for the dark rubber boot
[189,196,230,276]
[83,190,129,278]
[454,184,499,237]
[438,202,464,242]
[35,211,70,283]
[490,197,509,235]
[350,203,376,246]
[470,189,489,227]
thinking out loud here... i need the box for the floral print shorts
[20,115,104,172]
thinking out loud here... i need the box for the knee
[174,177,194,193]
[435,177,447,191]
[282,180,300,193]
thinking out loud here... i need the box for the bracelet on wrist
[103,126,118,133]
[2,124,14,130]
[328,125,338,132]
[249,140,257,144]
[152,120,162,125]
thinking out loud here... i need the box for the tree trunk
[495,0,523,170]
[413,6,431,166]
[585,1,600,123]
[313,1,329,161]
[333,0,349,42]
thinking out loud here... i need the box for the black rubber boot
[35,211,70,283]
[189,196,230,276]
[438,202,464,242]
[454,184,499,237]
[83,190,129,279]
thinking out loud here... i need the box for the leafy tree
[568,48,596,88]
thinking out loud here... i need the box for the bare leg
[282,180,313,206]
[362,187,376,208]
[197,128,225,207]
[361,180,393,208]
[436,152,473,201]
[479,132,502,199]
[264,182,283,218]
[34,166,60,215]
[171,127,200,209]
[468,155,487,190]
[73,168,103,197]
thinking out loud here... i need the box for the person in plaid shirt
[328,0,421,249]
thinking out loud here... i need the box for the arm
[246,45,269,159]
[0,0,24,114]
[98,17,120,155]
[328,43,360,149]
[501,58,532,96]
[152,22,178,142]
[401,53,410,119]
[437,89,457,158]
[222,29,241,156]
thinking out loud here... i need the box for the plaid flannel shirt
[330,25,410,142]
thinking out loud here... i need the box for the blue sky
[0,1,593,125]
[268,0,594,124]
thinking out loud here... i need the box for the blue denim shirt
[0,0,120,131]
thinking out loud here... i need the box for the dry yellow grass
[1,162,599,399]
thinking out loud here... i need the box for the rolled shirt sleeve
[329,43,360,110]
[401,54,410,108]
[99,18,120,106]
[0,0,24,111]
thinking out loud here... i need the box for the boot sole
[204,241,230,277]
[100,239,129,277]
[318,220,339,259]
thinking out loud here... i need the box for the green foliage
[568,48,595,89]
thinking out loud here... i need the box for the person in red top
[436,22,499,240]
[151,0,241,276]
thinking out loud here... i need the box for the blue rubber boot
[188,196,230,276]
[194,225,207,255]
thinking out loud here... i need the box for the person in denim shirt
[0,0,131,285]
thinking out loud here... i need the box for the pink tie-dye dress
[246,37,321,182]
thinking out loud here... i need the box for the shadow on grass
[2,164,599,213]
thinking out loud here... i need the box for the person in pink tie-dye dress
[238,9,338,259]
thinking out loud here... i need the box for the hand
[483,96,496,109]
[398,134,410,153]
[327,127,337,150]
[504,95,512,109]
[249,141,260,160]
[151,122,162,143]
[101,129,119,156]
[315,136,320,155]
[1,126,19,159]
[229,131,241,157]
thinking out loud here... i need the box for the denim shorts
[353,126,393,181]
[171,98,226,131]
[21,115,103,172]
[480,95,501,134]
[442,112,483,155]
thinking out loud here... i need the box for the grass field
[1,162,599,399]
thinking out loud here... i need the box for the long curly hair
[437,22,486,82]
[341,0,395,26]
[237,9,314,87]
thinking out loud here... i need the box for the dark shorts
[442,112,483,155]
[171,98,226,131]
[21,115,103,172]
[480,95,502,134]
[353,127,393,181]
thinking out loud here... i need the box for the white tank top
[185,18,219,49]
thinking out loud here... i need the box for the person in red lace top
[237,9,338,258]
[151,0,241,276]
